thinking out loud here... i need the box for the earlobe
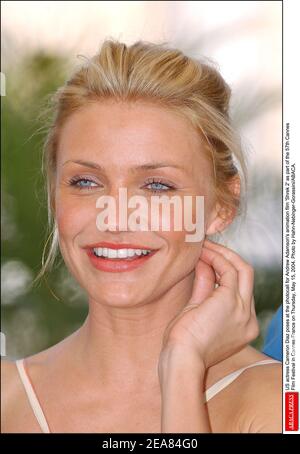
[206,173,240,236]
[206,217,225,236]
[206,205,236,236]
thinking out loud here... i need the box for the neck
[72,270,195,390]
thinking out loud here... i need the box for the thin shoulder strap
[15,358,51,433]
[204,359,281,403]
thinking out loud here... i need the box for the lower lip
[86,249,158,273]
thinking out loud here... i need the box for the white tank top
[15,357,280,433]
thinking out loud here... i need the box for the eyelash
[68,176,176,193]
[144,177,176,193]
[68,176,98,190]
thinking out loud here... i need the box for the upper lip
[83,242,157,250]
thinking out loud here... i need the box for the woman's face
[55,101,218,306]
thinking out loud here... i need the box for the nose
[95,185,149,233]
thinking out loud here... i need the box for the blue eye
[147,182,169,191]
[144,179,175,193]
[68,176,176,193]
[69,177,98,190]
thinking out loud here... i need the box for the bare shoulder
[1,358,25,432]
[205,347,282,433]
[1,331,81,433]
[1,359,20,400]
[235,360,282,433]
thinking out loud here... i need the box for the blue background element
[262,305,283,361]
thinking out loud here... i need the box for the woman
[1,39,282,433]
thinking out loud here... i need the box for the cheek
[156,198,205,268]
[159,226,203,261]
[151,196,205,242]
[159,229,203,286]
[55,194,96,240]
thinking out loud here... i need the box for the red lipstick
[84,242,159,273]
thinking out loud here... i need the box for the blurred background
[1,1,282,359]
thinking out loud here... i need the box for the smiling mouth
[92,247,153,260]
[84,243,159,272]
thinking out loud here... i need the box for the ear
[206,175,241,236]
[205,204,234,235]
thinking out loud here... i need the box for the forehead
[56,101,209,173]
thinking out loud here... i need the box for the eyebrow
[62,159,185,172]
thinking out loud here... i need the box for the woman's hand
[160,238,260,370]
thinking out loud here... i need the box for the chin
[87,282,152,308]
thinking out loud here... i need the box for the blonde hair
[35,38,247,282]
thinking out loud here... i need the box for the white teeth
[93,247,152,259]
[117,249,127,258]
[108,249,117,259]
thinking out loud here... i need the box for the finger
[250,295,256,318]
[200,246,238,293]
[203,239,254,303]
[189,259,216,304]
[247,296,259,340]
